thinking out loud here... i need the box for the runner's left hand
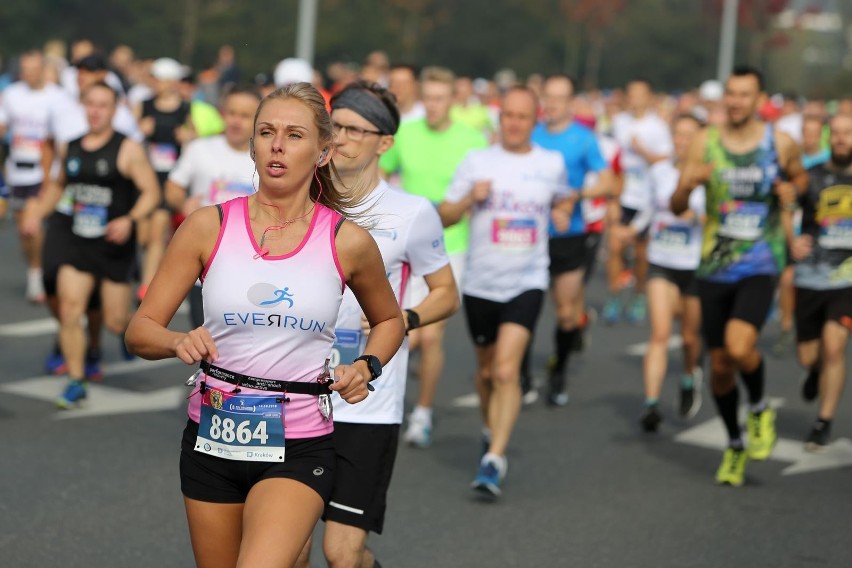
[105,215,133,244]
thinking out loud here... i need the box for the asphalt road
[1,216,850,568]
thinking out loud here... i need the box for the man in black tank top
[25,82,160,408]
[136,57,191,302]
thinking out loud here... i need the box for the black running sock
[520,343,533,381]
[740,357,765,406]
[553,327,578,373]
[713,387,741,442]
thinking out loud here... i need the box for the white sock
[750,399,768,413]
[412,405,432,421]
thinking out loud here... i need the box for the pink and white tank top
[187,196,345,438]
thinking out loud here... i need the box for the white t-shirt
[445,144,567,302]
[776,113,802,145]
[613,111,673,210]
[60,67,126,100]
[168,135,255,206]
[647,160,705,270]
[331,181,449,424]
[0,82,65,186]
[52,93,142,144]
[399,101,425,124]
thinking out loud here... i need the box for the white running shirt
[647,159,705,270]
[332,181,449,424]
[445,144,567,302]
[168,135,255,207]
[0,82,65,187]
[613,111,672,210]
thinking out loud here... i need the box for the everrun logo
[222,283,328,334]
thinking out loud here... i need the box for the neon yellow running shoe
[715,447,748,486]
[747,407,777,460]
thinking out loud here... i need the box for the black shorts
[10,183,40,212]
[322,422,399,534]
[42,213,101,307]
[697,275,777,349]
[180,419,336,504]
[549,235,588,276]
[63,235,136,283]
[463,289,545,346]
[619,206,649,239]
[795,287,852,343]
[649,263,698,297]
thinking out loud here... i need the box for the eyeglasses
[332,122,383,141]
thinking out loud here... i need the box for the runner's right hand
[471,180,492,203]
[173,327,219,365]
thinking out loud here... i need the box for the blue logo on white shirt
[247,283,295,308]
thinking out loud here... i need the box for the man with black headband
[791,112,852,451]
[295,81,458,568]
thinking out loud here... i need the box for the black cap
[76,54,108,71]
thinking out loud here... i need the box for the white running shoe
[403,411,433,448]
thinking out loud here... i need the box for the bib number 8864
[208,415,269,445]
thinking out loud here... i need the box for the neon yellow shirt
[380,119,487,254]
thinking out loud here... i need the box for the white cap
[151,57,183,81]
[699,79,723,102]
[274,58,313,87]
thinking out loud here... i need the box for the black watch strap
[354,354,382,381]
[405,309,421,333]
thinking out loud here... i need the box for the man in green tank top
[672,66,807,487]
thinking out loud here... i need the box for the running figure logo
[247,283,295,309]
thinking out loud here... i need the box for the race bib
[148,143,178,173]
[330,329,362,370]
[819,218,852,250]
[72,204,108,238]
[718,201,768,241]
[209,179,255,205]
[195,387,285,462]
[11,133,43,163]
[653,222,692,252]
[492,218,536,250]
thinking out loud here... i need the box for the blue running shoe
[627,294,647,324]
[56,380,87,409]
[471,455,506,498]
[85,352,104,382]
[602,295,621,325]
[45,352,67,375]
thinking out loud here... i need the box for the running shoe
[85,351,104,382]
[602,295,621,325]
[471,455,507,498]
[403,411,432,448]
[640,405,662,433]
[805,421,831,453]
[715,447,748,487]
[626,294,647,324]
[746,407,777,461]
[677,367,703,420]
[545,359,568,407]
[801,367,819,402]
[771,328,794,358]
[56,380,87,409]
[521,372,538,405]
[45,351,68,375]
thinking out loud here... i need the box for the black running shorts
[549,235,589,276]
[648,263,698,297]
[795,287,852,343]
[463,289,545,346]
[697,275,776,349]
[180,419,336,504]
[322,422,399,534]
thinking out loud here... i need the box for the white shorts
[404,252,465,309]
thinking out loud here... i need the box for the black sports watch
[405,309,421,333]
[354,355,382,381]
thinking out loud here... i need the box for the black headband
[332,89,399,135]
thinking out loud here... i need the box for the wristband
[405,309,421,333]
